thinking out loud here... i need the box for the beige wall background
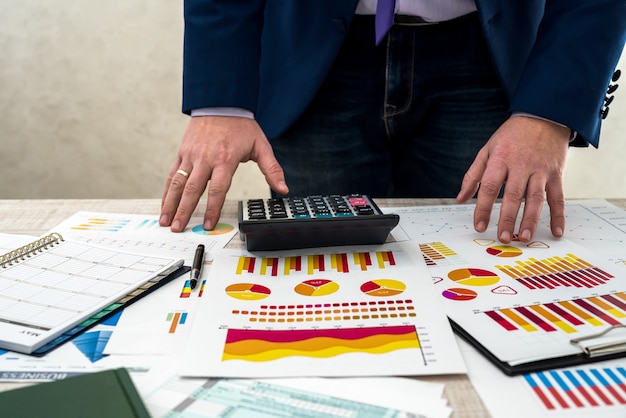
[1,1,624,202]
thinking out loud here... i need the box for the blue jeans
[271,12,509,198]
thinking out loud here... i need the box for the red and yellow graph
[284,256,302,275]
[236,251,399,276]
[225,283,271,300]
[419,242,457,266]
[330,253,349,273]
[485,292,626,333]
[222,325,422,362]
[376,251,396,268]
[495,253,613,290]
[307,254,325,275]
[294,279,339,297]
[231,299,416,323]
[236,256,256,275]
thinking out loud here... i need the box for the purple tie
[375,0,396,45]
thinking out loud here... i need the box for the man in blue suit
[160,0,626,244]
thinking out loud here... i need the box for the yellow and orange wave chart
[222,325,420,362]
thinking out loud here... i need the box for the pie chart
[486,245,522,257]
[192,223,235,235]
[360,279,406,297]
[448,268,499,286]
[225,283,271,300]
[294,279,339,296]
[442,288,477,301]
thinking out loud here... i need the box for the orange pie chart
[294,279,339,296]
[448,268,499,286]
[360,279,406,297]
[225,283,271,300]
[486,245,522,257]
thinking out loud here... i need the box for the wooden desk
[1,198,623,417]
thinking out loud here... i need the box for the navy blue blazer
[182,0,626,147]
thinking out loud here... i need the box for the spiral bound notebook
[0,232,184,355]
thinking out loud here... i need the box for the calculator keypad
[238,194,399,251]
[242,194,380,221]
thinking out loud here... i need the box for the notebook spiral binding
[0,232,64,268]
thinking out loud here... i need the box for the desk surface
[1,198,623,418]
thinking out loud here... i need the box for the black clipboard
[451,319,626,376]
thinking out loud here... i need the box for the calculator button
[268,199,288,218]
[355,206,375,215]
[248,211,267,220]
[348,196,369,207]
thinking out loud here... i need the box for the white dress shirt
[355,0,476,22]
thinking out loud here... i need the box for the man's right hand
[159,115,289,232]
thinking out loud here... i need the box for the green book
[0,368,150,418]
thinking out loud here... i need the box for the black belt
[393,15,438,26]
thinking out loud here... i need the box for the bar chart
[485,292,626,333]
[231,299,417,323]
[235,251,400,277]
[524,366,626,410]
[495,254,613,290]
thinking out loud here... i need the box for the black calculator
[238,194,399,251]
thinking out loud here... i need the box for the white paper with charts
[387,199,626,369]
[180,242,466,378]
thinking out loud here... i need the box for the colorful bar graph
[236,256,256,275]
[576,370,617,405]
[528,304,577,333]
[524,373,557,410]
[179,280,192,298]
[515,306,555,331]
[525,367,626,411]
[283,256,302,275]
[70,217,130,232]
[484,310,517,331]
[234,299,416,323]
[330,253,349,273]
[419,243,454,265]
[543,303,585,327]
[166,312,188,334]
[376,251,396,269]
[260,257,279,276]
[499,309,537,332]
[354,252,372,271]
[495,254,613,290]
[236,251,400,276]
[571,299,621,326]
[486,292,626,334]
[307,254,325,275]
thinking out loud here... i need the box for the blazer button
[613,69,621,82]
[600,107,610,119]
[331,18,347,33]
